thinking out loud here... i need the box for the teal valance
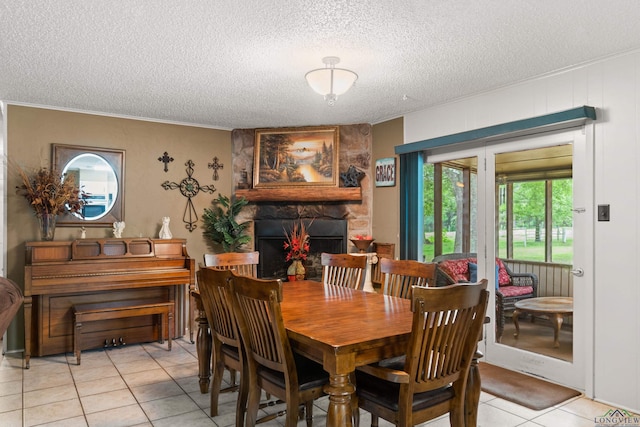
[396,106,596,154]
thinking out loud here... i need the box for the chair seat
[499,285,534,297]
[258,353,329,391]
[356,370,455,412]
[221,343,240,361]
[376,355,405,370]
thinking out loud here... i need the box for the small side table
[513,297,573,348]
[349,252,378,292]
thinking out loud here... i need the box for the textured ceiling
[3,1,640,130]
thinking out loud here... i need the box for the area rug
[479,362,581,410]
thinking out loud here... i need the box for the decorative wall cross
[161,160,216,232]
[158,152,174,172]
[208,156,224,181]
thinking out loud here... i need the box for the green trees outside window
[424,163,573,264]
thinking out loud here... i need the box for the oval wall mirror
[52,144,125,226]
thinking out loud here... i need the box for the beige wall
[371,117,402,258]
[5,105,394,351]
[5,105,232,348]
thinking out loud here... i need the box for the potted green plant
[202,194,251,252]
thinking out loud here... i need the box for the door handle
[571,268,584,277]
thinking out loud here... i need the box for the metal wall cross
[208,156,224,181]
[158,151,174,172]
[161,160,216,232]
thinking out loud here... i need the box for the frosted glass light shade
[305,56,358,104]
[305,68,358,97]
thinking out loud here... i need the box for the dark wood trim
[434,163,443,257]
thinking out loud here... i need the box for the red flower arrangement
[283,221,310,261]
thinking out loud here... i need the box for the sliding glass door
[424,128,592,391]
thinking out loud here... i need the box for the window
[425,145,572,264]
[424,157,477,261]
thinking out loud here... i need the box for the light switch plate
[598,204,610,221]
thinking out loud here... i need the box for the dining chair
[355,280,489,427]
[371,242,395,289]
[379,258,437,299]
[228,272,329,427]
[321,252,367,290]
[192,251,259,387]
[196,268,247,424]
[202,251,259,277]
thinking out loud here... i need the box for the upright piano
[24,238,195,368]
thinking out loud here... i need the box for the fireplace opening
[254,219,347,280]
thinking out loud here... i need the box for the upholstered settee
[432,252,538,342]
[0,277,23,338]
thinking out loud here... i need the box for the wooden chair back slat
[229,274,290,375]
[197,268,239,347]
[195,267,247,422]
[229,272,329,426]
[321,252,367,290]
[203,251,259,278]
[409,281,489,392]
[355,281,489,426]
[380,258,437,299]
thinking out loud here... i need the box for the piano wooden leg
[23,297,32,369]
[189,287,196,343]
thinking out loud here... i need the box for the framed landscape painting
[253,126,339,188]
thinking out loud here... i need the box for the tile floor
[0,337,621,426]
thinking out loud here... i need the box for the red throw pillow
[441,259,474,282]
[438,261,457,282]
[495,258,511,286]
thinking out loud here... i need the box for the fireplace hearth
[254,219,347,280]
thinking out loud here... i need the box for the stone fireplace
[254,218,347,280]
[231,124,374,280]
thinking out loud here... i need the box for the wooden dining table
[195,279,484,427]
[282,280,412,426]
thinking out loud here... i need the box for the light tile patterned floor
[0,338,620,426]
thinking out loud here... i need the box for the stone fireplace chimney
[231,124,373,279]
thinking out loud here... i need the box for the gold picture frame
[253,126,339,188]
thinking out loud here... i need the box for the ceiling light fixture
[305,56,358,106]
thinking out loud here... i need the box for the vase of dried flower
[287,260,306,281]
[37,214,57,241]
